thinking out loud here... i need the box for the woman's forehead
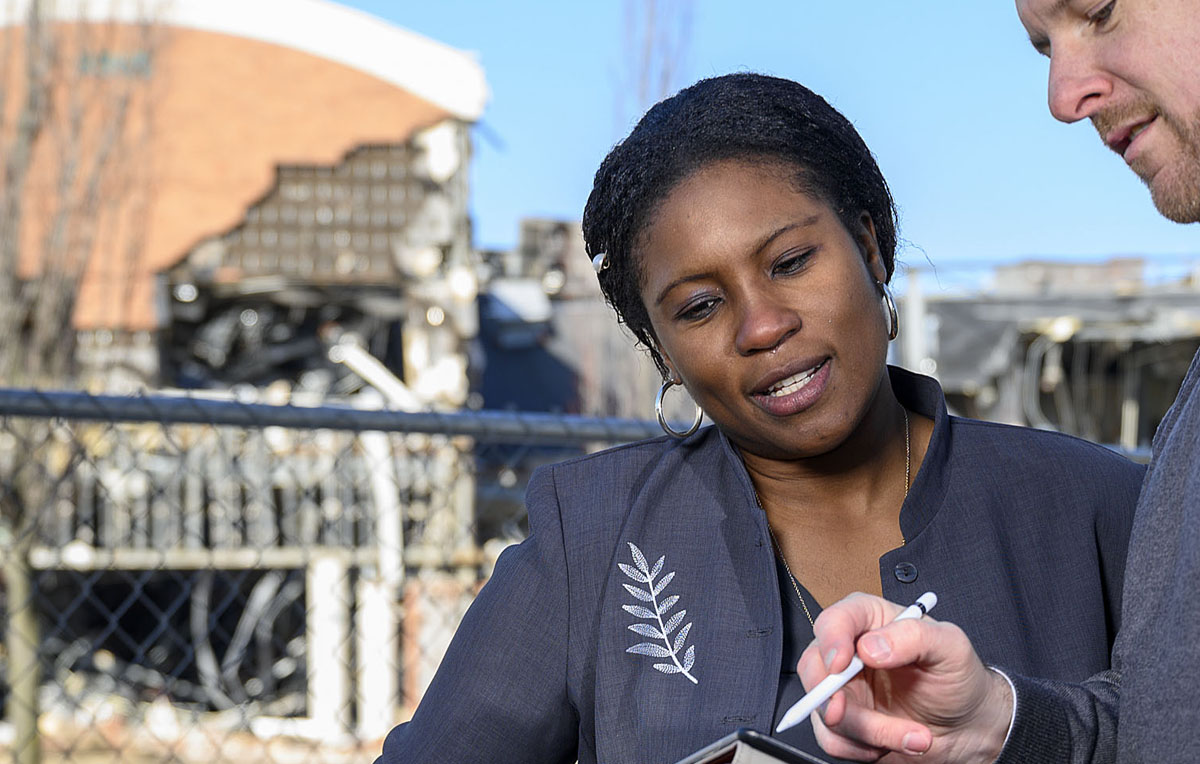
[645,161,829,240]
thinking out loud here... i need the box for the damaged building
[897,257,1200,453]
[1,0,492,751]
[163,128,476,407]
[10,0,490,399]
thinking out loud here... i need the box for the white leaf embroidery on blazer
[620,542,697,684]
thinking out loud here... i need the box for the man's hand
[796,593,1014,763]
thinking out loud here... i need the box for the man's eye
[677,297,719,321]
[1089,0,1116,26]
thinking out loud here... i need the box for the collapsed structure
[898,257,1200,453]
[3,0,485,400]
[0,0,492,753]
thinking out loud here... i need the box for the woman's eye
[773,248,814,276]
[677,297,719,321]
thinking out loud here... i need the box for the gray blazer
[378,369,1143,764]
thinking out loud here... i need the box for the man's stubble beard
[1145,113,1200,223]
[1093,99,1200,224]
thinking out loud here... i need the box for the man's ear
[856,211,887,284]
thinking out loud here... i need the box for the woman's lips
[751,358,830,416]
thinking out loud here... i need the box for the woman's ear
[647,331,681,383]
[856,211,887,284]
[660,354,681,384]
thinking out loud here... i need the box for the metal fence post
[307,551,352,741]
[355,575,400,740]
[4,533,42,764]
[359,429,403,738]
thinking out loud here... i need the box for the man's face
[1016,0,1200,222]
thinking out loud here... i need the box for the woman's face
[639,158,891,460]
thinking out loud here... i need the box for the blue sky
[346,1,1197,269]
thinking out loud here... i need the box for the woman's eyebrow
[652,214,821,307]
[653,272,716,306]
[749,215,821,259]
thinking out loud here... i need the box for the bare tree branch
[0,0,20,144]
[596,0,695,418]
[615,0,694,132]
[0,0,54,382]
[0,1,158,386]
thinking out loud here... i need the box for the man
[798,1,1200,762]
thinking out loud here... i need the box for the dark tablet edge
[673,728,834,764]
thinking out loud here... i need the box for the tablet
[673,728,834,764]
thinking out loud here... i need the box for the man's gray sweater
[999,349,1200,763]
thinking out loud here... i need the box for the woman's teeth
[766,363,823,397]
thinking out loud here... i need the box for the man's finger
[824,697,934,757]
[811,706,890,761]
[797,650,872,727]
[810,592,908,674]
[819,688,848,727]
[797,639,832,694]
[856,618,975,675]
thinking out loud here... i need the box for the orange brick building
[0,0,487,391]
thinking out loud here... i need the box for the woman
[377,73,1142,764]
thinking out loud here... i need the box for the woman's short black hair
[582,72,898,379]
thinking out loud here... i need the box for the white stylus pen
[775,591,938,733]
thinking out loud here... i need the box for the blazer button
[893,562,918,583]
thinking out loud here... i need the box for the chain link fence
[0,388,659,763]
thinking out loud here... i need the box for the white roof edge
[0,0,488,121]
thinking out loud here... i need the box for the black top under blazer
[378,367,1144,764]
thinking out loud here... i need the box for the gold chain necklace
[756,408,911,626]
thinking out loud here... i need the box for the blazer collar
[890,366,951,542]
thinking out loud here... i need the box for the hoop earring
[878,280,899,341]
[656,379,703,439]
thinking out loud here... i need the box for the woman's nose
[734,295,800,356]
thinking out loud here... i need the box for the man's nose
[1047,48,1112,123]
[735,295,801,356]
